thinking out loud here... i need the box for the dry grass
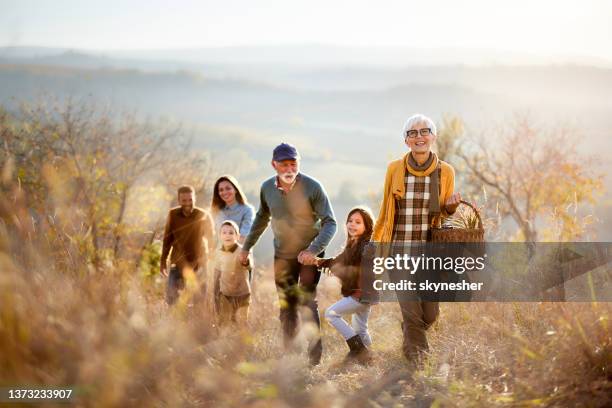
[1,250,610,407]
[0,110,609,406]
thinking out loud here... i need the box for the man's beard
[181,205,193,214]
[279,172,297,184]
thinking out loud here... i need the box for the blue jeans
[166,264,208,306]
[324,296,372,346]
[166,265,184,305]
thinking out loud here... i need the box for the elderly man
[372,113,461,361]
[239,142,337,365]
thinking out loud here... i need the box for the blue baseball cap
[272,142,300,161]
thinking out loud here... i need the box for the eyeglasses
[406,128,432,138]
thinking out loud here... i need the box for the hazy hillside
[5,44,611,67]
[1,49,611,248]
[1,60,610,166]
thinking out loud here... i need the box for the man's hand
[298,250,316,265]
[239,249,251,266]
[444,192,462,214]
[160,263,168,277]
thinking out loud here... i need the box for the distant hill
[0,46,71,58]
[1,52,611,242]
[1,60,610,172]
[61,44,612,68]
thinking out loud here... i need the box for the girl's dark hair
[338,206,375,266]
[211,175,249,215]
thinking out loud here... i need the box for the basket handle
[454,200,483,229]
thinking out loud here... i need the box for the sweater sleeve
[242,188,271,252]
[317,257,336,269]
[441,164,456,218]
[306,182,337,255]
[239,204,255,237]
[160,211,173,267]
[372,163,394,242]
[213,263,222,300]
[203,210,215,254]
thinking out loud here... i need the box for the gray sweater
[243,173,337,259]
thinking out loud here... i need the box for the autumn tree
[1,96,218,273]
[435,114,464,162]
[455,115,603,242]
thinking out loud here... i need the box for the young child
[316,206,377,363]
[212,220,252,326]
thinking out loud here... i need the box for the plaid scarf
[406,151,441,217]
[393,172,430,244]
[392,162,441,245]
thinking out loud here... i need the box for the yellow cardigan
[372,153,455,242]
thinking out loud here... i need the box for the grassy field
[1,254,610,408]
[1,49,611,408]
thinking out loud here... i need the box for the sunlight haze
[1,0,611,64]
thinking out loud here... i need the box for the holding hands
[240,248,318,266]
[298,250,317,266]
[238,249,251,266]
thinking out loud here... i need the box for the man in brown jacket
[161,185,214,305]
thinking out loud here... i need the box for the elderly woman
[372,113,461,362]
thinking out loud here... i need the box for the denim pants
[166,264,206,306]
[324,295,372,346]
[166,265,185,305]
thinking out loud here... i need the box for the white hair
[402,114,437,138]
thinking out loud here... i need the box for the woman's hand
[444,192,462,214]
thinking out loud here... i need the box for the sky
[1,0,612,62]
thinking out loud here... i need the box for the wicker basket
[429,200,484,243]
